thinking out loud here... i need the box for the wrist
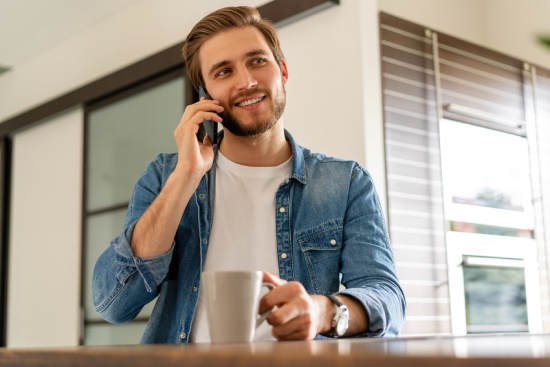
[322,294,350,337]
[172,163,208,186]
[313,295,335,335]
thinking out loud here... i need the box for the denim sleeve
[91,155,175,324]
[337,165,406,337]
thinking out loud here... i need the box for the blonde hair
[181,6,285,91]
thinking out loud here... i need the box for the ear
[280,61,289,85]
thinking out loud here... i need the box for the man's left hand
[259,272,334,340]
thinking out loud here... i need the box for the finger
[200,111,223,123]
[181,101,224,122]
[258,274,290,314]
[274,328,315,341]
[261,282,311,322]
[271,313,315,340]
[196,99,224,112]
[174,112,222,142]
[262,272,286,287]
[265,295,308,326]
[187,112,222,129]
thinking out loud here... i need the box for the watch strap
[326,294,343,307]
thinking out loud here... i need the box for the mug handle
[256,282,276,328]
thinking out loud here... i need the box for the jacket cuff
[337,288,403,337]
[112,220,175,292]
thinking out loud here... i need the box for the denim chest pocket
[297,220,343,294]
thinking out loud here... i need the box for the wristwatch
[326,294,350,337]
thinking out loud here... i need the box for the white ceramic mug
[201,270,275,343]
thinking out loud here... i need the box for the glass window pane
[450,221,533,238]
[440,119,531,212]
[440,119,534,229]
[87,77,183,211]
[85,322,147,346]
[84,209,156,322]
[463,265,528,333]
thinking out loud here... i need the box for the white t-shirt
[190,151,291,343]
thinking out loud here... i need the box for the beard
[220,87,286,137]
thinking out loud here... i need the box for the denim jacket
[92,130,406,343]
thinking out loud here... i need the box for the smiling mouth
[236,96,265,107]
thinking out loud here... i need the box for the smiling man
[92,6,405,343]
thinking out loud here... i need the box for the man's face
[199,26,288,137]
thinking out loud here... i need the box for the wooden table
[1,333,549,367]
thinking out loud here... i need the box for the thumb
[262,271,287,287]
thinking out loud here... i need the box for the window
[441,119,542,334]
[83,74,184,345]
[446,231,542,334]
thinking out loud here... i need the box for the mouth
[235,96,265,107]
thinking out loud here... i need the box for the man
[92,6,405,343]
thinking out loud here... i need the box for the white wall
[482,0,550,68]
[281,1,365,162]
[379,0,484,44]
[379,0,550,68]
[7,107,83,347]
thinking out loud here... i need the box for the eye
[251,58,267,66]
[216,68,231,77]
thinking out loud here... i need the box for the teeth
[238,97,262,107]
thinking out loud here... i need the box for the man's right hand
[173,97,223,178]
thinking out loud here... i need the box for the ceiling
[0,0,143,73]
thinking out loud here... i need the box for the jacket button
[192,287,198,292]
[279,207,286,213]
[180,332,186,339]
[281,253,287,259]
[199,194,206,199]
[330,239,337,245]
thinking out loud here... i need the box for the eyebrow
[207,49,271,78]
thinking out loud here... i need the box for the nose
[235,67,257,90]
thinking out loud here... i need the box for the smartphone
[197,86,218,146]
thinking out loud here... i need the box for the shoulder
[299,146,368,179]
[137,153,178,186]
[150,153,178,172]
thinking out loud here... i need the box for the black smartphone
[197,86,218,146]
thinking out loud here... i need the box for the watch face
[336,305,350,336]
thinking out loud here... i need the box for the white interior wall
[7,107,83,347]
[378,0,550,68]
[359,0,387,211]
[280,0,364,164]
[482,0,550,68]
[378,0,484,44]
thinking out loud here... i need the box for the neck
[218,121,291,167]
